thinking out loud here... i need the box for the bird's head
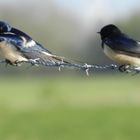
[0,21,12,33]
[98,24,121,40]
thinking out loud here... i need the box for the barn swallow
[98,24,140,72]
[0,21,69,66]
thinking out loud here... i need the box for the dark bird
[0,21,69,66]
[98,24,140,71]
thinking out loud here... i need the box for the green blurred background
[0,0,140,140]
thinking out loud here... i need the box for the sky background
[0,0,140,64]
[1,0,140,30]
[1,0,140,18]
[1,0,140,16]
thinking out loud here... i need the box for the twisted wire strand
[0,59,139,75]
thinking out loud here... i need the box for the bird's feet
[14,60,25,66]
[119,65,131,73]
[5,59,15,66]
[5,59,26,66]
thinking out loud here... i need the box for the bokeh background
[0,0,140,140]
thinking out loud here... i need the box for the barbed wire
[23,59,119,75]
[0,59,139,75]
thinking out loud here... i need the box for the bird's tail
[50,55,71,64]
[33,51,78,68]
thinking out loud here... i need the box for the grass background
[0,74,140,140]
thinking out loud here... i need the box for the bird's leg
[4,59,24,67]
[5,59,14,67]
[14,60,24,66]
[119,64,131,73]
[119,65,125,72]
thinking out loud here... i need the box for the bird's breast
[0,42,28,63]
[103,45,140,66]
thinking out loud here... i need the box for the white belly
[0,42,28,64]
[103,46,140,66]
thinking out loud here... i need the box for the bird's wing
[105,34,140,56]
[5,27,52,54]
[11,28,33,42]
[0,34,24,49]
[0,33,52,54]
[0,33,69,64]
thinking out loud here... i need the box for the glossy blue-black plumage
[0,21,11,32]
[100,24,140,56]
[12,28,52,54]
[0,22,52,55]
[104,34,140,55]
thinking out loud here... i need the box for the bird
[0,21,70,66]
[98,24,140,72]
